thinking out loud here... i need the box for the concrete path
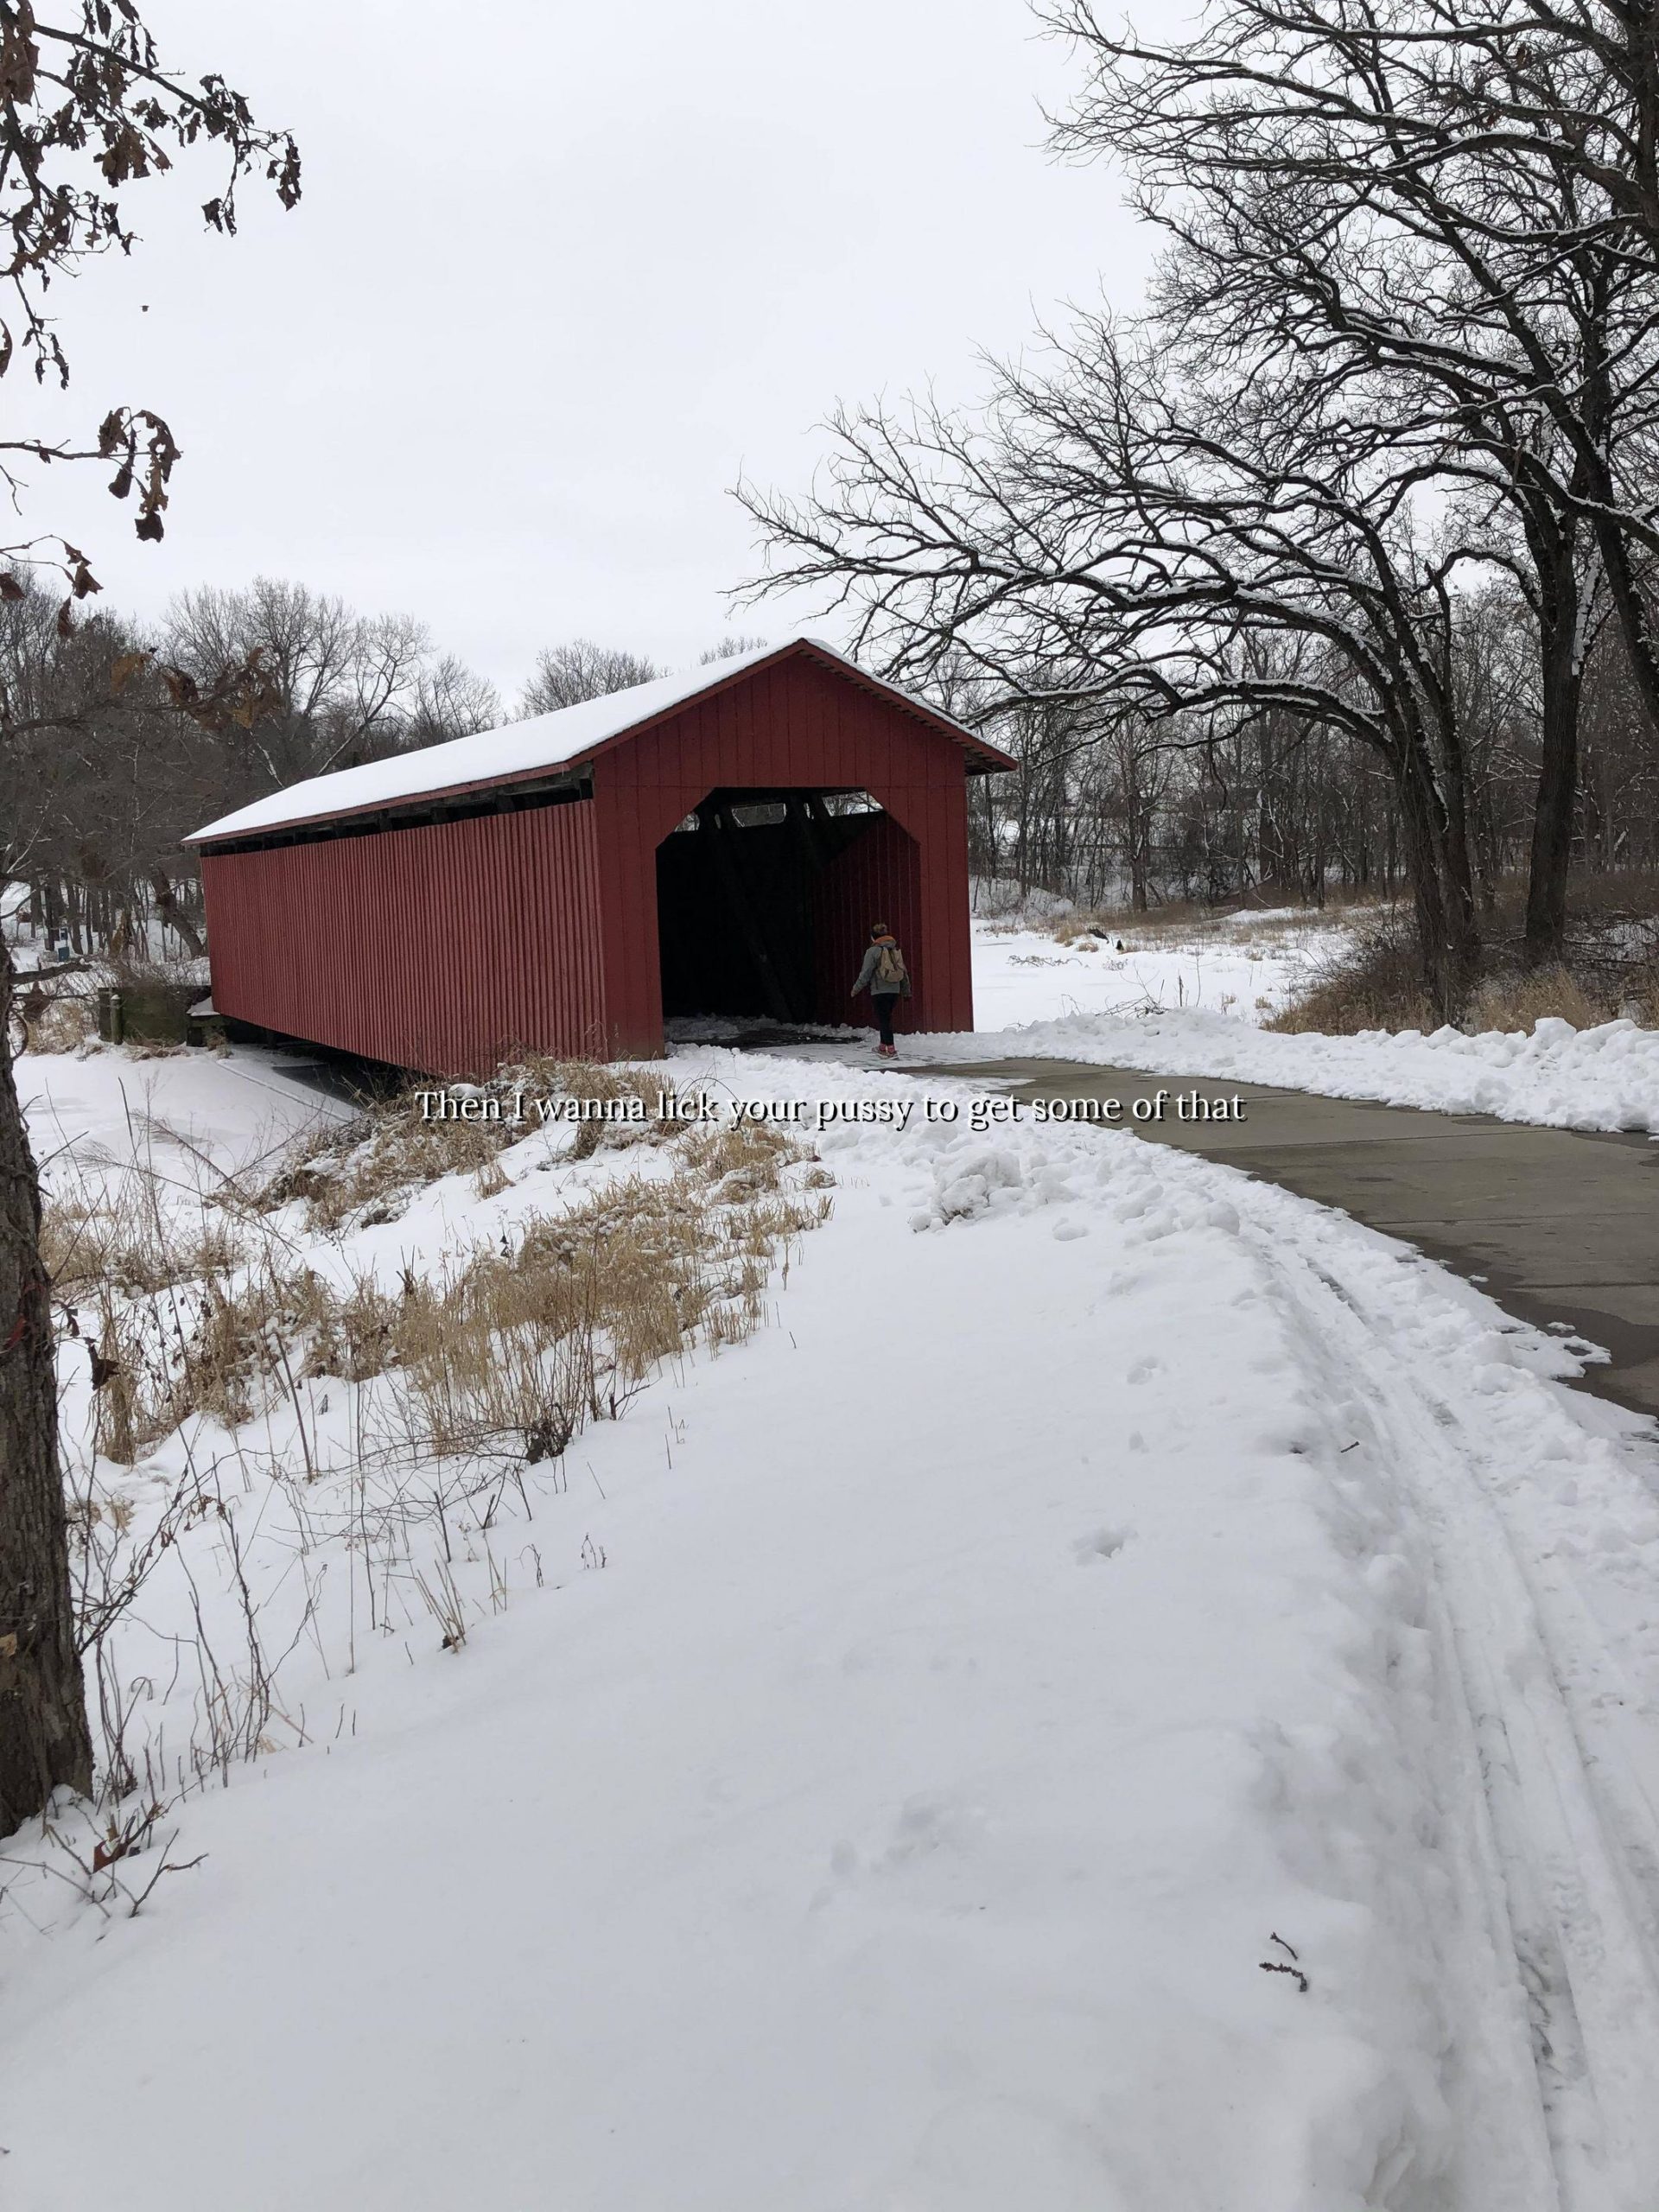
[939,1058,1659,1423]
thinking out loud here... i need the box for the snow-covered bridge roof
[188,634,1007,846]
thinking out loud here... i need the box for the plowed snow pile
[918,1004,1659,1135]
[3,1045,1658,2211]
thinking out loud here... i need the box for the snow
[3,887,208,976]
[968,913,1344,1030]
[187,634,991,846]
[14,1039,354,1195]
[915,1000,1659,1135]
[950,908,1659,1135]
[6,1041,1659,2207]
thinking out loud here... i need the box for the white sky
[17,1,1171,701]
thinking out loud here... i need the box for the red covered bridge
[188,635,1012,1075]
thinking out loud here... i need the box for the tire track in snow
[1234,1192,1659,2211]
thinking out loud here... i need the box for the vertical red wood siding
[200,651,982,1071]
[201,800,603,1077]
[591,657,974,1052]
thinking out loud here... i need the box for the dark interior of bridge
[656,791,911,1027]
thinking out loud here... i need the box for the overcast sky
[22,1,1174,702]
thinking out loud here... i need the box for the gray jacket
[852,943,911,998]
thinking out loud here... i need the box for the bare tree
[1,3,297,1837]
[161,582,463,782]
[740,322,1490,1011]
[1039,0,1659,960]
[699,633,769,664]
[405,654,502,747]
[3,573,503,967]
[741,0,1659,988]
[1,569,291,954]
[518,639,661,716]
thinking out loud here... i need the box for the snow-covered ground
[923,997,1659,1137]
[5,1042,1659,2209]
[968,910,1346,1031]
[950,911,1659,1137]
[16,1038,352,1184]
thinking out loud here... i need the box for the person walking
[851,921,911,1057]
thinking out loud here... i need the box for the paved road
[940,1058,1659,1423]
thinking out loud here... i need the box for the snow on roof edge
[188,634,1003,847]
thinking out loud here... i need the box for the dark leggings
[873,993,898,1047]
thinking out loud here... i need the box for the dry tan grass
[552,1058,685,1161]
[89,1260,341,1457]
[254,1057,691,1230]
[1269,911,1659,1036]
[256,1100,513,1230]
[1052,915,1113,946]
[390,1164,822,1463]
[1465,966,1611,1033]
[41,1173,250,1301]
[21,995,96,1052]
[1268,925,1439,1034]
[77,1080,834,1468]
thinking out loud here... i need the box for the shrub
[1268,916,1437,1033]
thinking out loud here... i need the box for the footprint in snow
[1074,1526,1132,1563]
[839,1794,984,1884]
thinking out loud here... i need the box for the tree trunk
[1590,505,1659,747]
[0,941,93,1837]
[1129,818,1150,912]
[148,868,206,960]
[1396,739,1480,1021]
[1524,610,1583,969]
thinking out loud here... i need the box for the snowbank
[918,1005,1659,1135]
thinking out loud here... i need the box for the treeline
[964,591,1659,916]
[0,573,505,959]
[0,566,757,963]
[743,0,1659,1013]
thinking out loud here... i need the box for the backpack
[874,941,906,988]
